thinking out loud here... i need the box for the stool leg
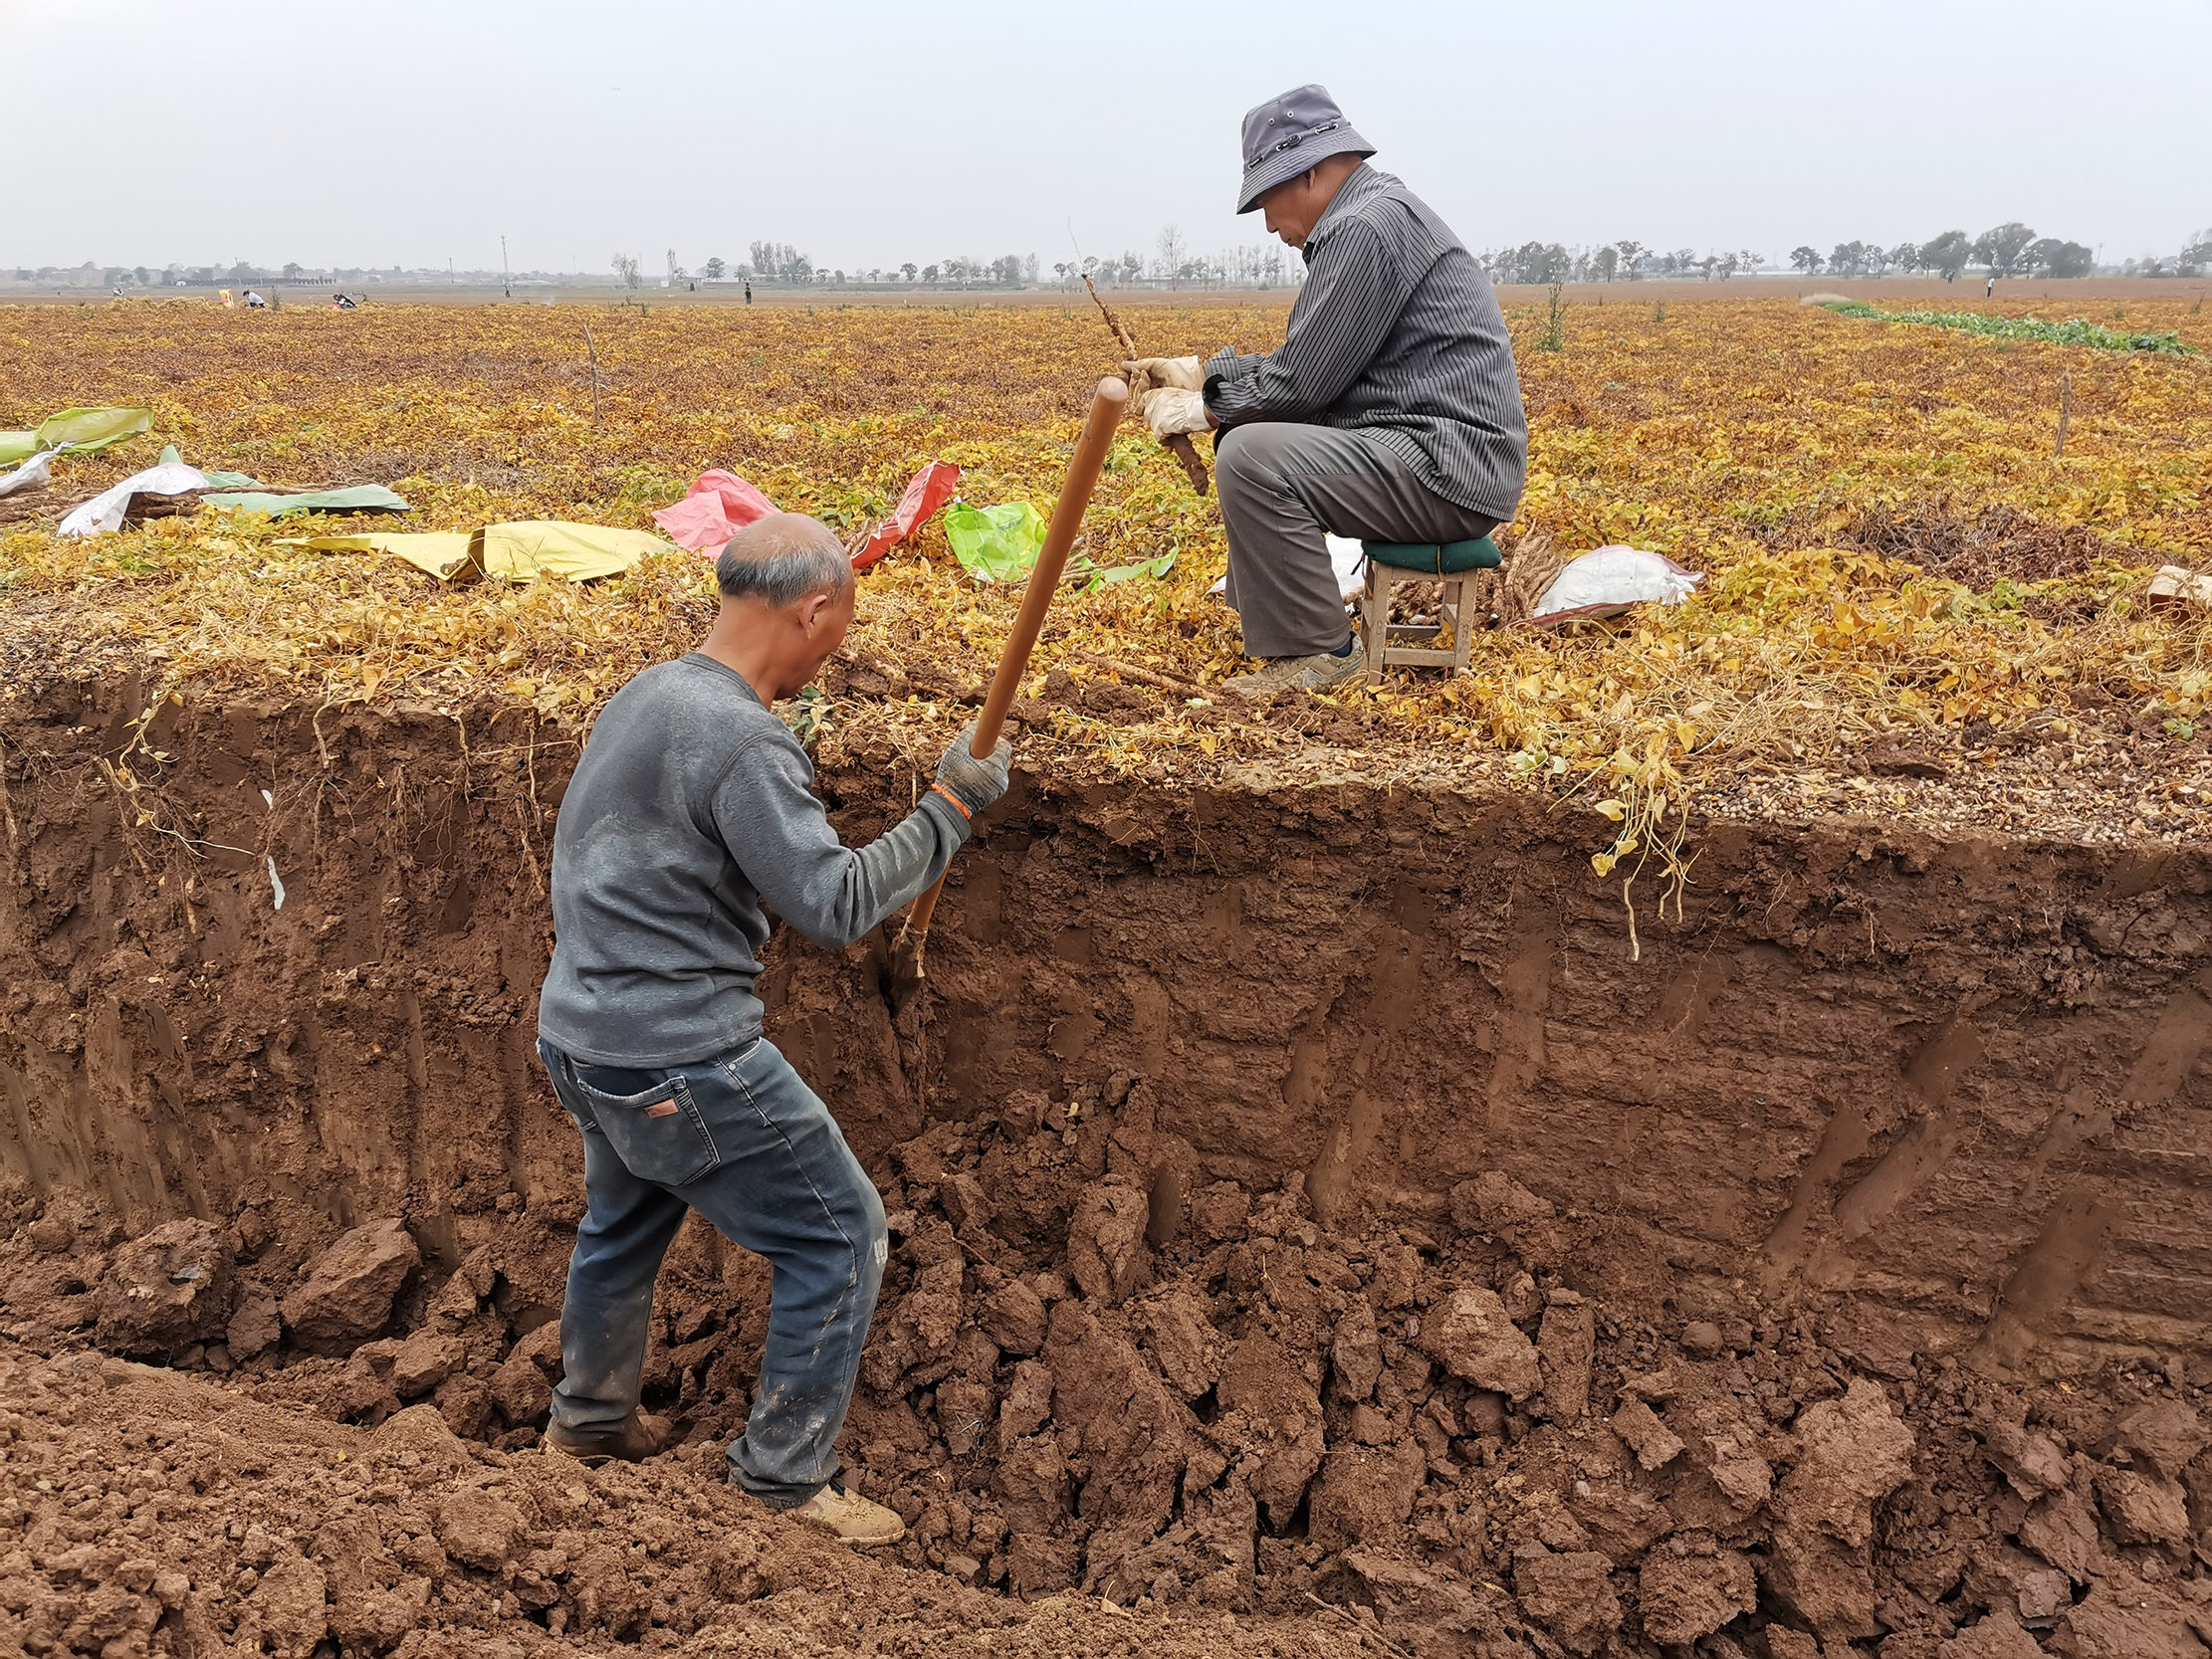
[1363,566,1389,685]
[1447,575,1473,673]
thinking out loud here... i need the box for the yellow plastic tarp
[286,521,668,583]
[479,521,666,581]
[291,531,477,580]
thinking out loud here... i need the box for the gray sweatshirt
[538,653,971,1067]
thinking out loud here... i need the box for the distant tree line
[4,260,415,289]
[1470,222,2212,285]
[21,220,2210,292]
[1788,224,2093,280]
[2132,227,2212,279]
[1482,242,1769,284]
[668,228,1299,291]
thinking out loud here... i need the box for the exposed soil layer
[2,680,2211,1656]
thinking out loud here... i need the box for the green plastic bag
[44,407,152,453]
[0,406,153,465]
[943,502,1046,582]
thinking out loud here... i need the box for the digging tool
[882,375,1130,1014]
[1084,276,1211,496]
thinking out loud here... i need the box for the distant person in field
[534,514,1009,1548]
[244,290,267,310]
[1123,84,1525,699]
[745,279,753,305]
[1986,274,1996,299]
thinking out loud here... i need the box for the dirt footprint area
[7,1116,2212,1659]
[0,1341,1317,1659]
[2,679,2211,1656]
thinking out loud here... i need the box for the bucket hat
[1235,85,1375,214]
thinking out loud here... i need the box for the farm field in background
[2,293,2208,844]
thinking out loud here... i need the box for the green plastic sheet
[204,485,410,518]
[158,445,259,490]
[1068,551,1176,593]
[943,502,1047,582]
[0,406,153,465]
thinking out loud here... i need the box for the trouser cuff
[726,1444,839,1509]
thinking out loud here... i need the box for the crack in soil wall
[1,682,2209,1656]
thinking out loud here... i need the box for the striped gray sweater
[1203,164,1528,521]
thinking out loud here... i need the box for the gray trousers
[1216,422,1500,659]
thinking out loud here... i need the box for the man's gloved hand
[1121,355,1204,393]
[1140,385,1213,439]
[934,723,1012,819]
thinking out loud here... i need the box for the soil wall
[3,678,2211,1655]
[3,680,2206,1378]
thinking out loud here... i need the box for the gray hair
[714,512,853,606]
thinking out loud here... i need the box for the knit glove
[1121,355,1204,393]
[1141,386,1213,439]
[933,724,1012,820]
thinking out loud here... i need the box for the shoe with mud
[544,1411,671,1466]
[785,1479,907,1548]
[1220,640,1365,700]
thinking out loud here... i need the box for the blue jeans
[536,1035,887,1507]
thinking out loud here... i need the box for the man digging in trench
[532,512,1010,1546]
[1127,84,1528,698]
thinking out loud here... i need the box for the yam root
[1084,275,1211,496]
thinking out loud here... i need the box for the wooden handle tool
[882,375,1130,1013]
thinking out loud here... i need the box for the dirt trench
[1,677,2211,1657]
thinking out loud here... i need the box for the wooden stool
[1357,536,1503,685]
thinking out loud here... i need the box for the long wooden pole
[582,320,602,427]
[884,376,1130,1011]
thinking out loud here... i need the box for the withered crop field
[4,294,2208,849]
[3,294,2212,1659]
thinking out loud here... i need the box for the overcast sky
[8,0,2207,274]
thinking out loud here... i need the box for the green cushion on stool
[1364,535,1502,574]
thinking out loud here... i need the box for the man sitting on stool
[1128,85,1527,699]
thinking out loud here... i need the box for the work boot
[1220,638,1366,700]
[544,1411,672,1466]
[782,1478,907,1548]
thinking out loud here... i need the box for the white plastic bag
[1327,533,1369,598]
[1530,545,1702,623]
[57,461,209,538]
[0,449,57,500]
[1206,531,1370,602]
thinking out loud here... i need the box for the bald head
[715,512,854,608]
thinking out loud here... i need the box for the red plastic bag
[851,461,962,570]
[652,469,777,553]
